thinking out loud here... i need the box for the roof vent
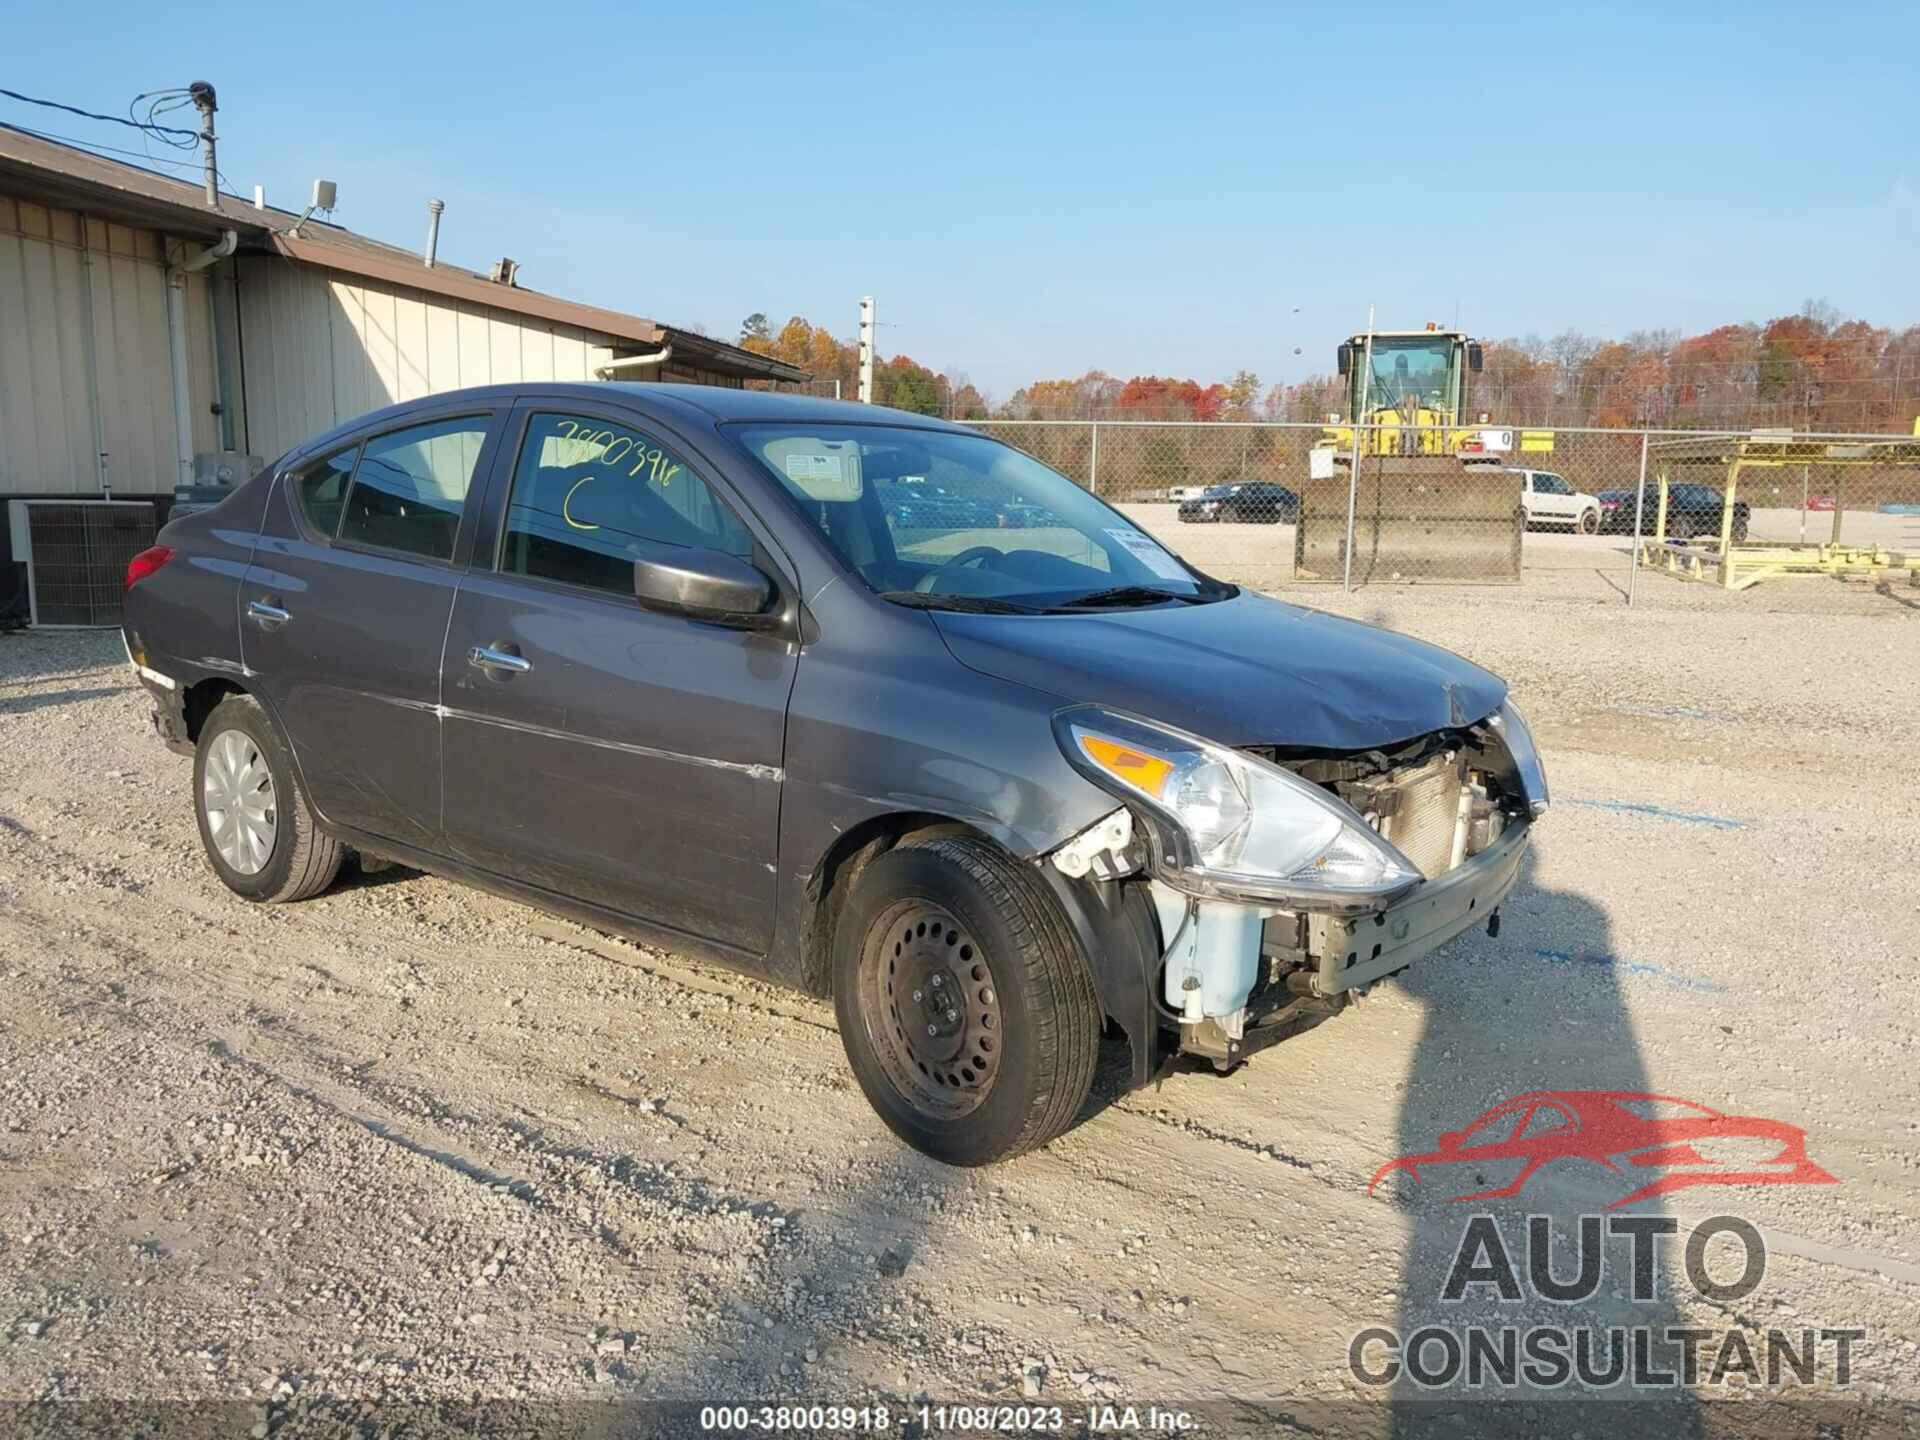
[489,257,520,286]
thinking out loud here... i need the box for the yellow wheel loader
[1297,325,1546,584]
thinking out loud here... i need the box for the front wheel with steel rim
[192,693,344,903]
[833,834,1101,1165]
[1578,507,1600,534]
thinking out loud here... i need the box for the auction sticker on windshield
[1104,528,1188,580]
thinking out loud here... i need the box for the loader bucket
[1293,456,1523,584]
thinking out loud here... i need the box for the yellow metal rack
[1637,426,1920,591]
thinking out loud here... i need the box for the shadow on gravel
[1385,846,1701,1439]
[330,855,423,892]
[0,631,124,685]
[0,684,124,715]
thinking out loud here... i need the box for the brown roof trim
[268,230,668,345]
[268,234,808,383]
[0,125,810,384]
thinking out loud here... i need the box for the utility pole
[858,296,875,405]
[189,81,219,207]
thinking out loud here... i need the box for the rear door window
[291,445,358,537]
[338,416,490,562]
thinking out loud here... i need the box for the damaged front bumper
[1295,817,1528,997]
[1142,818,1529,1066]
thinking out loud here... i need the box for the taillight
[125,545,175,593]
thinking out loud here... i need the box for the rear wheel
[833,835,1100,1165]
[193,694,344,903]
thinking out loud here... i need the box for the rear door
[439,401,799,955]
[240,406,504,850]
[1516,471,1541,523]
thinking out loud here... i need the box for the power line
[0,120,207,175]
[1,85,198,140]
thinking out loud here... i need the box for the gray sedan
[121,385,1547,1165]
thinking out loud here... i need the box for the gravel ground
[2,583,1917,1435]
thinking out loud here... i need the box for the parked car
[121,385,1546,1165]
[1503,469,1602,533]
[1596,482,1750,540]
[1176,481,1301,524]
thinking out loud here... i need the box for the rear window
[337,417,489,562]
[292,446,357,537]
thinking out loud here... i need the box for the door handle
[468,644,532,675]
[247,599,291,626]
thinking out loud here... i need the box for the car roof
[282,382,975,465]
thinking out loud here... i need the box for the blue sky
[7,1,1915,399]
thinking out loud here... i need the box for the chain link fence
[965,420,1920,603]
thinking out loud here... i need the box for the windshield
[1353,336,1457,415]
[732,423,1228,610]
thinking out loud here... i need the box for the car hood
[929,590,1506,750]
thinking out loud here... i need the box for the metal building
[0,127,809,623]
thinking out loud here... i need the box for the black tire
[833,834,1100,1165]
[1732,512,1749,543]
[1578,508,1600,535]
[193,693,344,904]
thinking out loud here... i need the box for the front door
[240,409,502,849]
[440,404,798,955]
[1530,472,1579,525]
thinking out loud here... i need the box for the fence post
[1088,422,1100,495]
[1341,426,1363,593]
[1626,430,1650,608]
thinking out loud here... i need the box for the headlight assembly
[1053,706,1424,910]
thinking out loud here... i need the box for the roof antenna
[287,178,337,239]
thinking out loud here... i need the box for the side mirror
[1336,342,1354,377]
[1467,342,1485,374]
[632,544,776,626]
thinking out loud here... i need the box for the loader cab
[1336,328,1484,423]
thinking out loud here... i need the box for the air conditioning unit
[6,499,158,628]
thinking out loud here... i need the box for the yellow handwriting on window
[546,418,683,530]
[562,475,599,531]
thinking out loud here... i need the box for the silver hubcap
[203,729,277,875]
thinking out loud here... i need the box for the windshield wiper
[1050,585,1211,611]
[880,590,1041,615]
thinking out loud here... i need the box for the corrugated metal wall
[234,258,620,461]
[0,198,218,497]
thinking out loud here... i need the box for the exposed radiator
[1345,751,1467,880]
